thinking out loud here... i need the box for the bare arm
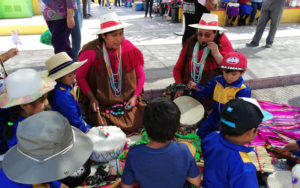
[121,183,134,188]
[0,48,18,62]
[66,9,75,29]
[186,174,201,187]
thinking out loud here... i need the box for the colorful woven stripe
[251,101,300,146]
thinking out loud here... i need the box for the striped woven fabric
[251,101,300,146]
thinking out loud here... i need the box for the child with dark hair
[202,98,272,188]
[188,51,251,139]
[0,69,55,149]
[121,97,201,188]
[45,52,91,133]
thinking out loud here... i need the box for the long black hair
[3,106,22,140]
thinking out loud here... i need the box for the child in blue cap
[202,97,273,188]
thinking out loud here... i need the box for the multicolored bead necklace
[103,43,122,97]
[191,42,210,83]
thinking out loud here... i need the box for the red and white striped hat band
[199,20,218,26]
[100,20,122,30]
[94,12,130,35]
[188,13,226,31]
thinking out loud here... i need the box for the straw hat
[2,111,93,184]
[189,13,226,31]
[0,69,56,109]
[95,12,130,35]
[45,52,87,80]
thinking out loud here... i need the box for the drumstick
[97,109,105,126]
[97,109,109,137]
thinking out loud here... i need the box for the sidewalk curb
[143,74,300,100]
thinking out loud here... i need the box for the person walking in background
[115,0,121,6]
[249,0,262,25]
[145,0,153,18]
[39,0,76,58]
[83,0,92,18]
[246,0,286,48]
[182,0,209,47]
[238,0,252,26]
[72,0,83,58]
[102,0,111,8]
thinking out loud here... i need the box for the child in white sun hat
[0,68,56,149]
[45,52,91,133]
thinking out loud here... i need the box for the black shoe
[246,42,258,47]
[83,15,90,19]
[88,14,92,17]
[265,44,272,48]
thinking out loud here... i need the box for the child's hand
[187,81,197,88]
[125,95,137,110]
[174,90,184,99]
[284,142,299,151]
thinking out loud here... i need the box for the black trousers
[82,0,87,17]
[145,0,154,17]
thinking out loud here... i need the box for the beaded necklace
[190,42,210,83]
[103,43,122,97]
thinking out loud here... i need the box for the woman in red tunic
[76,12,145,133]
[173,13,234,113]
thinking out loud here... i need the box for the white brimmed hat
[45,52,87,80]
[189,13,226,31]
[2,111,93,184]
[0,69,56,108]
[95,12,130,35]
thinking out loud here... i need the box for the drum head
[174,96,205,126]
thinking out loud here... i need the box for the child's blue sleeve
[194,77,217,98]
[54,91,87,133]
[187,148,200,178]
[121,152,135,186]
[297,140,300,148]
[236,86,251,98]
[49,181,62,188]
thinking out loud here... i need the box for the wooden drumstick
[97,109,105,126]
[97,109,109,137]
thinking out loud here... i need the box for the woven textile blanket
[252,101,300,146]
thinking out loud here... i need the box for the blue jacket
[7,116,26,149]
[51,83,89,133]
[195,76,251,139]
[202,132,259,188]
[195,75,251,114]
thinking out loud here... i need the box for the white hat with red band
[95,12,130,35]
[189,13,226,31]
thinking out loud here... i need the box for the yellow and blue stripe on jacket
[194,75,251,139]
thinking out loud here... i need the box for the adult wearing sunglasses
[173,13,234,114]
